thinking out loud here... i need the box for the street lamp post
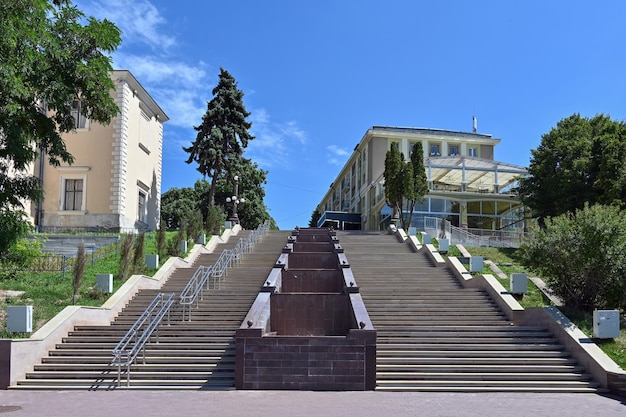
[226,175,245,224]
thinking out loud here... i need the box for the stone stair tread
[376,371,590,379]
[13,380,236,390]
[34,362,234,371]
[377,350,569,357]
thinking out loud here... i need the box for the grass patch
[0,231,186,338]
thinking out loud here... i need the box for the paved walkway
[0,390,625,417]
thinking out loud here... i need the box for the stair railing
[179,220,271,320]
[111,292,175,387]
[179,265,213,321]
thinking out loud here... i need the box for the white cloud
[327,145,349,166]
[246,109,308,169]
[112,54,210,128]
[113,54,208,87]
[79,0,175,50]
[327,144,349,156]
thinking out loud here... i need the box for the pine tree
[183,68,253,206]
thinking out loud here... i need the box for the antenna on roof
[472,115,477,133]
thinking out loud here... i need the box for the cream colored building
[316,126,528,234]
[33,70,168,232]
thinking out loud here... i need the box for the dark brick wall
[281,270,343,293]
[235,331,376,390]
[288,253,338,269]
[271,294,349,336]
[0,340,11,389]
[292,242,334,252]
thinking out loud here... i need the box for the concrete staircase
[336,230,602,393]
[13,230,289,390]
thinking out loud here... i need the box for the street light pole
[226,175,245,224]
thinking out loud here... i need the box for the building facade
[316,126,527,233]
[32,70,168,232]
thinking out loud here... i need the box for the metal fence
[19,240,120,278]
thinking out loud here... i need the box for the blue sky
[76,0,626,230]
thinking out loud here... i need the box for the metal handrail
[211,248,234,289]
[111,292,175,387]
[179,220,271,320]
[179,265,213,321]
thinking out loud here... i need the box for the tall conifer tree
[183,68,254,206]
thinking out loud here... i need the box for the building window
[138,191,146,223]
[449,145,458,156]
[64,179,83,210]
[468,147,478,157]
[430,144,440,156]
[139,110,151,154]
[71,101,90,129]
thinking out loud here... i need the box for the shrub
[519,204,626,311]
[156,226,167,260]
[118,234,135,281]
[132,231,145,274]
[168,228,186,256]
[205,205,226,235]
[72,241,86,304]
[186,210,204,243]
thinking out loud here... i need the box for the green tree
[214,159,273,230]
[309,208,322,228]
[160,187,197,230]
[519,204,626,311]
[518,114,626,223]
[384,143,415,230]
[0,0,121,254]
[183,68,254,207]
[405,142,429,228]
[384,143,403,225]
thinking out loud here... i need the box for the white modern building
[316,126,528,239]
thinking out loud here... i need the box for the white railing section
[111,292,175,387]
[423,216,521,248]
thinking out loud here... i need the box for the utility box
[179,240,187,254]
[6,305,32,333]
[197,234,207,245]
[438,238,449,254]
[146,254,159,269]
[593,309,620,339]
[469,256,483,273]
[510,273,528,294]
[408,227,417,236]
[95,274,113,293]
[421,233,432,245]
